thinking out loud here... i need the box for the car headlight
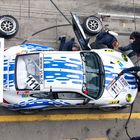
[126,94,132,102]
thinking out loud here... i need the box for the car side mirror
[83,98,90,105]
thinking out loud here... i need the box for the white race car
[0,14,138,112]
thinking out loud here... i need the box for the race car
[0,14,138,112]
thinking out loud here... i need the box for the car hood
[93,49,137,89]
[43,52,83,92]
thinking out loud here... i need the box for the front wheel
[0,15,19,39]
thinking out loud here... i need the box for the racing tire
[83,16,103,36]
[0,15,19,39]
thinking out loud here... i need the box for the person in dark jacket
[118,31,140,57]
[90,31,119,49]
[119,66,140,75]
[59,36,80,51]
[118,66,140,92]
[131,38,140,57]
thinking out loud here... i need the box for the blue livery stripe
[72,81,82,84]
[104,65,114,69]
[44,71,83,80]
[8,99,70,110]
[127,81,137,85]
[44,60,82,71]
[9,74,14,81]
[9,64,15,71]
[4,67,8,71]
[124,75,136,80]
[69,58,81,62]
[60,56,66,59]
[21,43,54,51]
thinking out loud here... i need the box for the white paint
[0,38,4,103]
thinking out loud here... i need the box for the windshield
[15,53,40,90]
[81,52,104,99]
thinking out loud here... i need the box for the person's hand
[137,71,140,77]
[112,41,120,49]
[118,71,123,77]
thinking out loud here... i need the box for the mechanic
[59,36,80,51]
[90,31,119,49]
[118,66,140,92]
[118,31,140,57]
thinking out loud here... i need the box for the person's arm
[118,66,140,76]
[122,66,140,73]
[118,44,132,51]
[61,41,73,51]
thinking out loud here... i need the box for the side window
[57,92,86,100]
[30,92,54,99]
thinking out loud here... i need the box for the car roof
[42,51,84,92]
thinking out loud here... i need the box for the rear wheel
[0,15,19,39]
[83,16,103,36]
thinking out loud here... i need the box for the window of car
[57,92,86,100]
[80,51,105,99]
[15,53,40,90]
[30,91,54,99]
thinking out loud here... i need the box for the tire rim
[86,17,102,32]
[0,17,16,34]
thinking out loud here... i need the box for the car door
[56,92,87,107]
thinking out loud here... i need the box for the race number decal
[106,76,129,98]
[25,75,39,90]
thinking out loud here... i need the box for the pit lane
[0,93,139,140]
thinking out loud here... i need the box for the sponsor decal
[17,91,30,95]
[116,60,124,67]
[104,50,114,52]
[126,94,132,102]
[109,100,120,104]
[106,76,129,98]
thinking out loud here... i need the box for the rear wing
[0,38,4,103]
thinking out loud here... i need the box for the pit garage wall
[0,0,140,51]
